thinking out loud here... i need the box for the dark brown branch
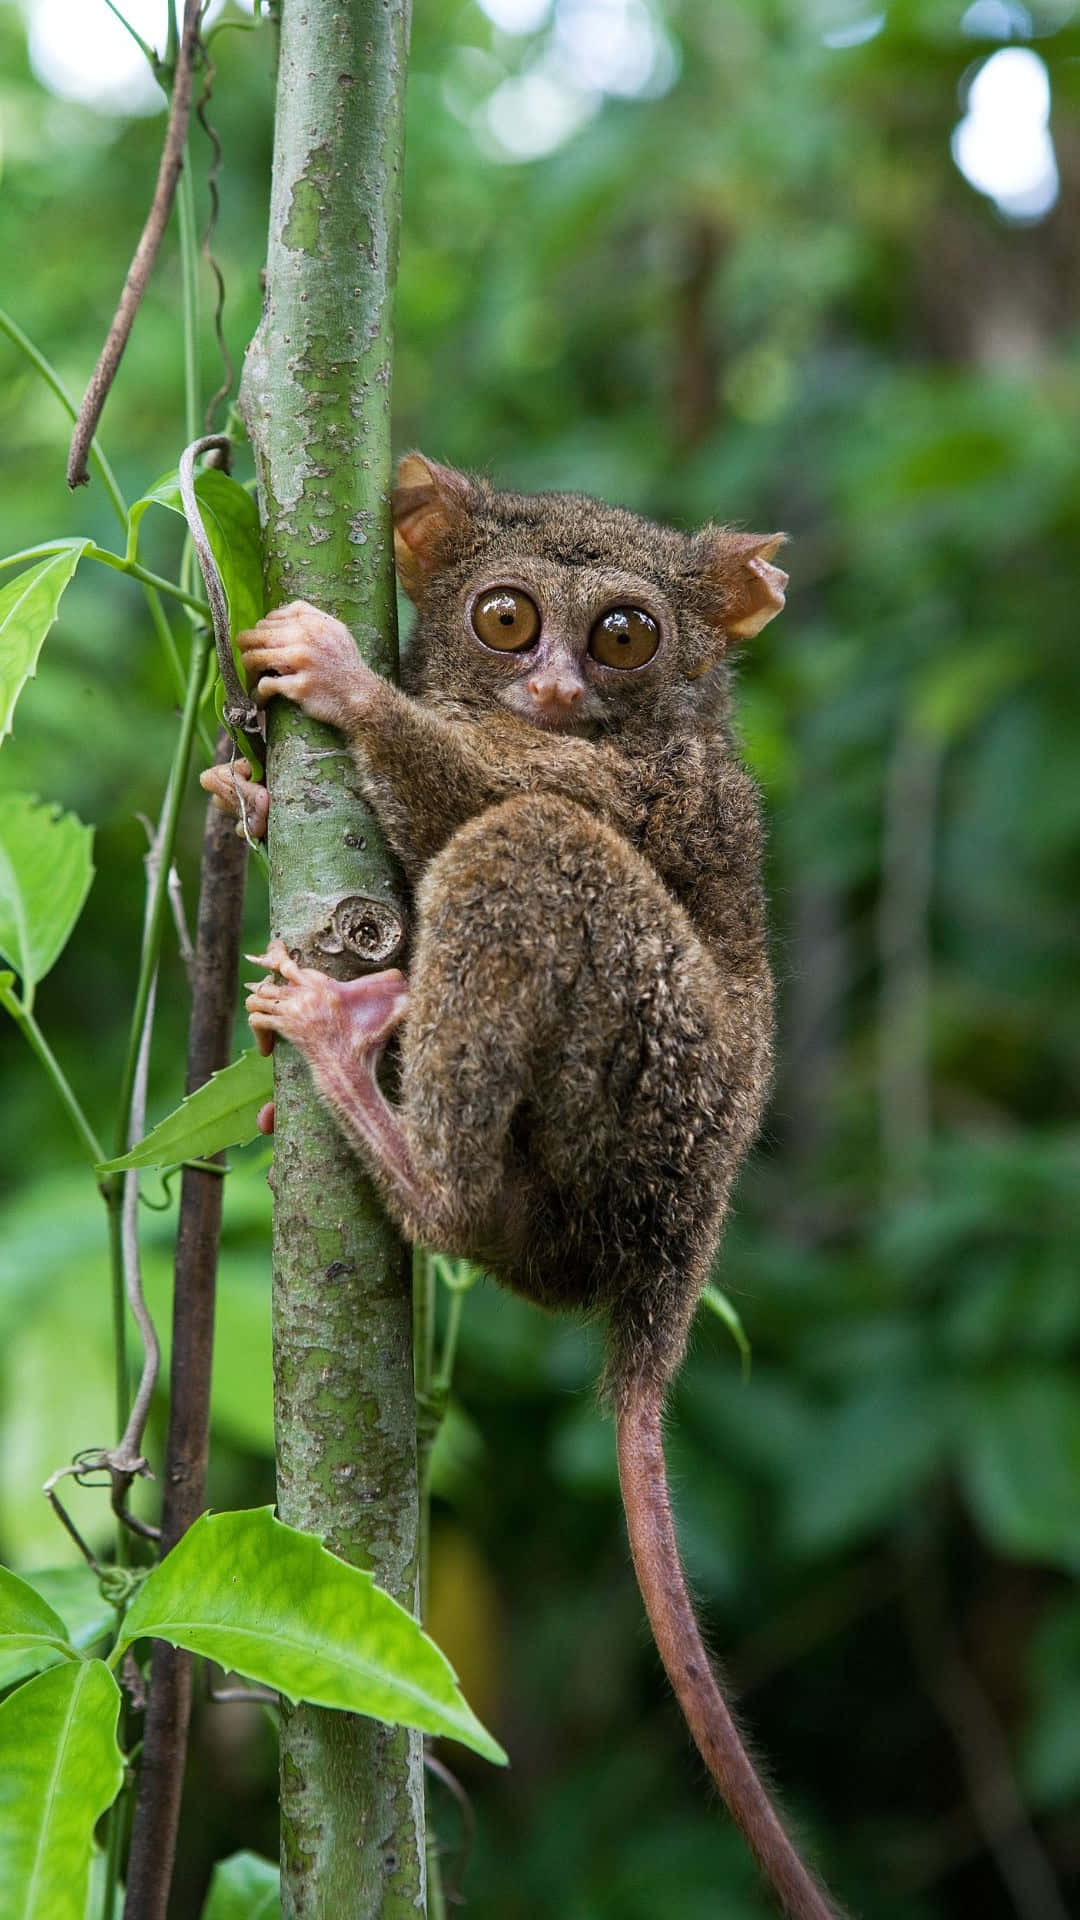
[904,1542,1070,1920]
[67,0,202,488]
[122,735,249,1920]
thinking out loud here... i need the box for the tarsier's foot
[245,939,410,1062]
[199,759,269,842]
[235,601,384,729]
[245,938,419,1208]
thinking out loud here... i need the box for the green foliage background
[1,1,1078,1914]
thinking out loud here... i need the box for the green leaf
[127,469,263,638]
[699,1284,751,1379]
[202,1850,280,1920]
[783,1385,952,1556]
[115,1507,506,1764]
[961,1373,1080,1571]
[96,1050,273,1172]
[23,1569,115,1659]
[0,546,91,745]
[0,796,94,1006]
[84,1849,122,1920]
[0,1660,124,1920]
[0,1564,78,1689]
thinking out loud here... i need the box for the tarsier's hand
[199,758,269,841]
[236,601,385,731]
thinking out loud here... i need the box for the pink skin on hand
[236,601,384,730]
[201,601,385,841]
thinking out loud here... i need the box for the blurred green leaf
[115,1507,507,1763]
[0,1660,123,1920]
[201,1851,279,1920]
[0,546,90,745]
[1021,1595,1080,1810]
[0,795,93,1007]
[961,1373,1080,1571]
[783,1384,952,1556]
[97,1050,273,1172]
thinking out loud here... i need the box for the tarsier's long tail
[616,1375,842,1920]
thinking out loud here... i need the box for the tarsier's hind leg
[246,944,422,1213]
[398,794,734,1355]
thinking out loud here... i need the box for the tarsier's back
[239,457,842,1919]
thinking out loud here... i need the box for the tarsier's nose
[527,674,584,714]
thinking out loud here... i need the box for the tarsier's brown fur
[208,457,841,1920]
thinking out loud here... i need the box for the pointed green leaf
[0,546,91,745]
[700,1283,751,1379]
[202,1850,280,1920]
[0,1564,79,1688]
[116,1508,506,1764]
[21,1568,115,1656]
[0,1660,124,1920]
[96,1049,273,1172]
[128,469,263,637]
[0,796,94,1003]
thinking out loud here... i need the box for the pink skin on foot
[245,939,420,1207]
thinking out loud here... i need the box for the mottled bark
[123,740,249,1920]
[239,2,422,1913]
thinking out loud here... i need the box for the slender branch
[122,734,250,1920]
[91,548,210,616]
[177,150,201,447]
[111,823,168,1485]
[194,42,236,431]
[877,725,943,1200]
[67,0,202,487]
[0,306,193,705]
[0,307,127,526]
[0,544,209,617]
[905,1546,1070,1920]
[102,0,159,67]
[109,625,213,1175]
[0,984,105,1167]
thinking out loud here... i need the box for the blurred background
[1,1,1078,1914]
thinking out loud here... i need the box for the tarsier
[203,456,840,1920]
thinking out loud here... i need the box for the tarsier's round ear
[723,533,789,640]
[686,529,789,679]
[392,453,475,599]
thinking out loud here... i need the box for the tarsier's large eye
[588,606,660,669]
[471,588,541,652]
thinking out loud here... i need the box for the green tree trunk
[239,3,421,1913]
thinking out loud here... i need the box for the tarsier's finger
[257,1100,276,1134]
[238,641,309,672]
[246,940,299,980]
[253,672,305,706]
[199,764,269,841]
[237,615,309,653]
[263,600,315,621]
[248,1016,277,1057]
[200,762,252,809]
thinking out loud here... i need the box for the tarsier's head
[392,453,788,739]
